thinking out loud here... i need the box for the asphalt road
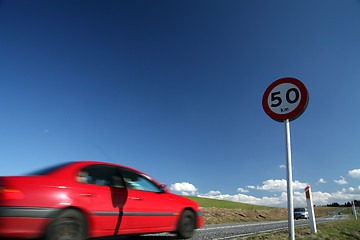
[190,214,349,240]
[95,213,349,240]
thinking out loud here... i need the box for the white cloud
[292,181,309,190]
[326,187,360,202]
[311,191,333,206]
[237,188,249,193]
[197,191,222,198]
[340,187,360,194]
[171,179,360,207]
[318,178,326,184]
[193,184,360,207]
[255,179,308,192]
[197,191,307,207]
[279,165,286,169]
[205,190,222,196]
[334,176,348,185]
[170,182,198,195]
[349,169,360,179]
[196,185,360,207]
[298,187,360,206]
[197,192,283,207]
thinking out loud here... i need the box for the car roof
[58,161,161,186]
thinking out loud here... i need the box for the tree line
[326,200,359,207]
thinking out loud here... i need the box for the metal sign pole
[285,119,295,240]
[263,78,309,240]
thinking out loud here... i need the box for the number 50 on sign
[262,77,309,122]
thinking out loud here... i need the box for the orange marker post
[352,201,357,220]
[305,186,317,233]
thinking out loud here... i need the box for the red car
[0,161,203,239]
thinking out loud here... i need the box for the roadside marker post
[352,201,357,220]
[262,77,309,240]
[305,186,317,233]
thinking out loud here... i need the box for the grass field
[185,196,360,238]
[341,207,359,215]
[245,219,360,239]
[185,196,342,226]
[185,196,272,210]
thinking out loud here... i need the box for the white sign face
[267,83,301,115]
[262,77,308,122]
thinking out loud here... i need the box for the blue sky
[1,0,360,207]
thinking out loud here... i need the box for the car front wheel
[45,209,87,240]
[176,210,196,239]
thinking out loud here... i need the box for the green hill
[184,196,273,210]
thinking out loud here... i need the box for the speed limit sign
[262,77,309,122]
[262,77,309,240]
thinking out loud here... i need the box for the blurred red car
[0,161,203,239]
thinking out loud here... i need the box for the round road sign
[262,77,309,122]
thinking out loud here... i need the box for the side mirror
[160,184,170,193]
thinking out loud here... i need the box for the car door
[75,164,128,235]
[120,168,177,230]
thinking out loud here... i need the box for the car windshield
[26,162,72,176]
[294,208,306,212]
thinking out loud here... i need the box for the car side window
[121,168,161,193]
[77,165,125,189]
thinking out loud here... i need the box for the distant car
[0,161,203,239]
[294,207,309,220]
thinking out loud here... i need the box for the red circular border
[262,77,309,122]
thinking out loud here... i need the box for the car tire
[176,210,196,239]
[44,209,87,240]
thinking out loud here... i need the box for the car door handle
[80,193,96,197]
[129,197,143,200]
